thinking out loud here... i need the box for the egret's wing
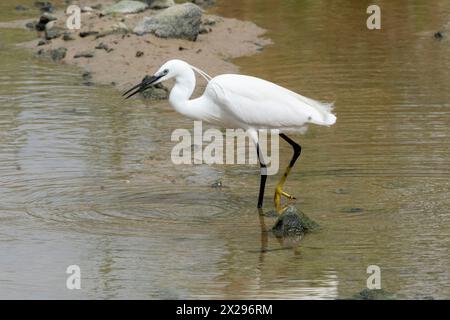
[205,74,336,129]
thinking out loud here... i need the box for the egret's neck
[169,68,197,118]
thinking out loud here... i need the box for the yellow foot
[281,191,296,200]
[274,187,297,213]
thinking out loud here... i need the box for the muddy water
[1,1,450,299]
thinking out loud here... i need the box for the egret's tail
[321,102,337,126]
[302,96,336,126]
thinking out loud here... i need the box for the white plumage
[123,59,336,211]
[124,59,336,133]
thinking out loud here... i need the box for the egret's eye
[163,69,169,75]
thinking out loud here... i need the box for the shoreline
[0,1,271,97]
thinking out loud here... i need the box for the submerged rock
[141,83,169,100]
[82,71,92,81]
[50,47,67,61]
[39,47,67,61]
[434,31,444,40]
[133,3,202,41]
[352,289,396,300]
[34,1,55,13]
[15,5,29,11]
[210,180,223,188]
[272,206,319,237]
[103,0,148,14]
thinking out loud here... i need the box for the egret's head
[123,59,191,99]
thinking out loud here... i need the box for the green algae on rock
[352,288,396,300]
[272,206,319,237]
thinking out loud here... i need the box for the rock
[147,0,175,9]
[341,207,364,213]
[45,26,63,40]
[434,31,444,40]
[199,25,210,34]
[82,71,92,81]
[134,3,202,41]
[271,206,319,237]
[191,0,214,8]
[37,39,50,46]
[103,0,148,14]
[35,13,57,31]
[202,17,216,26]
[141,83,169,100]
[210,180,223,188]
[49,47,67,61]
[34,1,55,13]
[79,31,99,38]
[15,5,29,11]
[74,51,95,58]
[26,22,37,30]
[136,51,144,57]
[112,22,130,33]
[62,32,75,41]
[95,42,113,52]
[352,289,396,300]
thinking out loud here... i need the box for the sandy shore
[0,1,271,94]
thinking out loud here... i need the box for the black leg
[279,133,302,169]
[256,143,267,208]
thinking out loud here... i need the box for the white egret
[123,59,336,212]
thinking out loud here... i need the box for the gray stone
[62,32,75,41]
[202,17,216,26]
[35,13,57,31]
[26,22,37,30]
[199,25,210,34]
[45,26,63,40]
[49,47,67,61]
[134,3,202,41]
[15,5,29,11]
[271,206,319,237]
[103,0,148,14]
[95,42,113,52]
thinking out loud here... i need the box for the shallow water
[1,1,450,299]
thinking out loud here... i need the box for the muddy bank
[0,0,271,95]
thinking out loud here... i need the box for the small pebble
[434,31,444,40]
[211,180,223,188]
[136,51,144,57]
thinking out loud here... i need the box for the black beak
[122,74,163,99]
